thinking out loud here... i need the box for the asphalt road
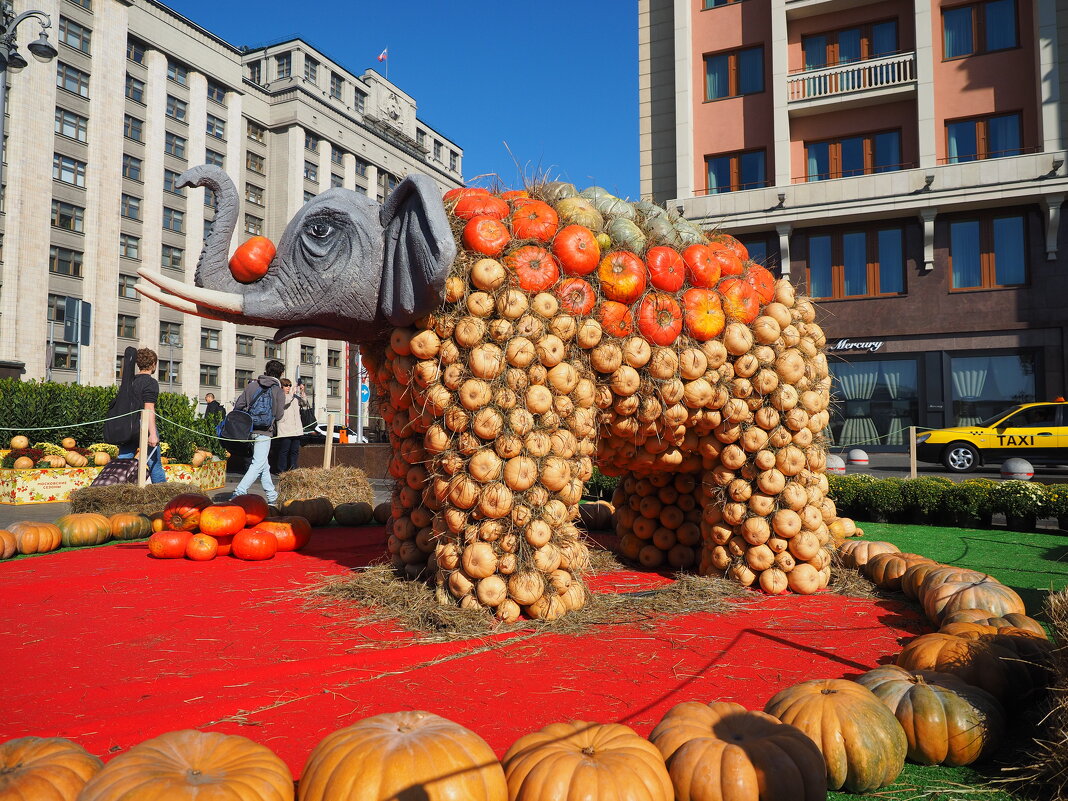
[846,451,1068,485]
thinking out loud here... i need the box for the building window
[52,343,79,371]
[49,245,83,277]
[125,74,145,103]
[205,188,217,209]
[47,293,70,322]
[236,334,254,356]
[247,120,266,143]
[305,132,320,152]
[158,359,180,384]
[946,112,1021,163]
[123,114,143,142]
[416,129,426,148]
[235,368,253,389]
[67,0,92,8]
[330,173,343,188]
[703,0,744,5]
[330,72,344,99]
[119,234,140,260]
[301,190,314,203]
[950,353,1035,426]
[55,107,88,142]
[806,130,902,180]
[201,327,220,350]
[806,226,905,299]
[118,274,139,299]
[739,235,773,268]
[126,40,145,65]
[59,17,91,54]
[53,153,87,187]
[304,57,318,83]
[165,95,187,122]
[248,61,262,84]
[304,160,318,182]
[301,345,316,364]
[164,132,187,159]
[803,21,898,70]
[120,193,141,220]
[122,154,142,182]
[207,80,227,105]
[264,341,281,359]
[200,365,220,387]
[206,113,226,140]
[327,379,341,398]
[205,149,225,168]
[161,245,184,270]
[57,62,90,98]
[117,314,137,339]
[704,46,764,100]
[355,89,366,114]
[276,53,291,79]
[943,0,1017,59]
[354,157,368,176]
[433,141,442,161]
[246,152,265,174]
[159,320,182,346]
[163,169,185,195]
[330,145,345,165]
[167,60,188,85]
[245,183,264,205]
[245,215,263,236]
[327,348,341,368]
[706,149,766,193]
[950,212,1026,289]
[162,207,184,233]
[51,200,84,232]
[450,151,459,172]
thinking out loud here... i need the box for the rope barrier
[0,409,141,432]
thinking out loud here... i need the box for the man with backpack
[229,359,286,504]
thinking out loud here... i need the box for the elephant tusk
[136,283,234,323]
[136,268,245,314]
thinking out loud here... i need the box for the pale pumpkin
[0,736,103,801]
[922,579,1026,624]
[63,450,88,468]
[649,700,826,801]
[896,633,1027,702]
[78,729,293,801]
[8,435,28,450]
[8,521,62,554]
[940,608,1047,638]
[836,539,899,570]
[298,710,506,801]
[764,679,906,793]
[503,721,672,801]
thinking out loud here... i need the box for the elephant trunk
[177,165,243,294]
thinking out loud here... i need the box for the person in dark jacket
[203,393,225,418]
[230,359,286,504]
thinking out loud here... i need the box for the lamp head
[5,48,26,72]
[27,32,57,62]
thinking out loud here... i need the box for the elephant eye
[307,222,334,239]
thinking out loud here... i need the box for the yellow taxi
[915,401,1068,473]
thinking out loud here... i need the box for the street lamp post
[0,1,58,192]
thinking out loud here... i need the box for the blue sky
[166,1,641,199]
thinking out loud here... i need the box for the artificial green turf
[827,521,1068,801]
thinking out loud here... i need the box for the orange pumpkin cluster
[447,186,776,350]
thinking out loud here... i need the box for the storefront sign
[828,338,884,353]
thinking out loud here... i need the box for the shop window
[946,113,1021,163]
[951,353,1035,426]
[705,46,763,100]
[806,130,901,181]
[943,0,1017,59]
[806,226,905,299]
[705,149,766,193]
[829,357,919,447]
[949,213,1025,289]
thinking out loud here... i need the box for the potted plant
[991,480,1048,531]
[900,477,953,524]
[857,477,905,523]
[1044,485,1068,532]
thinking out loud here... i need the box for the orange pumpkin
[0,736,103,800]
[555,277,597,316]
[597,251,647,304]
[836,539,900,570]
[444,186,489,203]
[231,494,269,527]
[707,241,745,276]
[921,578,1025,624]
[300,711,507,801]
[682,244,721,288]
[463,215,511,257]
[147,530,193,559]
[744,263,776,302]
[185,533,218,561]
[599,301,635,338]
[504,245,560,293]
[552,224,600,276]
[8,521,62,555]
[55,513,112,548]
[896,633,1027,702]
[198,503,247,538]
[649,701,826,801]
[109,513,153,541]
[453,192,509,221]
[510,199,558,242]
[503,721,672,801]
[229,236,276,284]
[77,729,292,801]
[231,527,278,560]
[718,277,760,323]
[940,608,1047,638]
[646,246,686,292]
[863,552,935,591]
[0,529,16,560]
[161,493,212,532]
[258,517,312,552]
[637,293,683,347]
[680,288,725,342]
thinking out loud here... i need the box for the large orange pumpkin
[682,244,721,288]
[718,278,760,324]
[8,521,62,555]
[258,517,312,552]
[55,513,112,548]
[896,633,1027,702]
[0,529,16,560]
[922,578,1025,624]
[198,503,247,538]
[161,493,212,532]
[552,224,600,276]
[147,530,193,559]
[597,251,647,304]
[863,552,935,592]
[681,288,725,342]
[231,494,270,526]
[299,710,507,801]
[510,200,558,242]
[77,729,292,801]
[555,277,597,316]
[229,236,276,284]
[649,701,826,801]
[940,608,1047,638]
[0,736,103,800]
[109,513,153,541]
[503,721,672,801]
[637,293,683,347]
[504,245,560,293]
[231,527,278,560]
[599,301,635,338]
[453,192,509,221]
[764,679,906,793]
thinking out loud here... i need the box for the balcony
[787,52,916,115]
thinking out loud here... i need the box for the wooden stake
[137,409,149,487]
[909,426,917,479]
[323,412,336,469]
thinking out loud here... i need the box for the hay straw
[276,466,373,507]
[68,482,203,516]
[827,566,879,599]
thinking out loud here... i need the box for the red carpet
[0,527,925,777]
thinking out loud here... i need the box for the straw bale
[276,466,373,507]
[68,482,203,516]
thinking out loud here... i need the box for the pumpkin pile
[0,511,158,559]
[361,181,848,619]
[2,435,112,469]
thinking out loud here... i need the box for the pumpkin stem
[581,746,596,756]
[820,688,837,695]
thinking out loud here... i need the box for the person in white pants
[231,359,286,505]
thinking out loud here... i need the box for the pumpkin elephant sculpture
[139,165,846,621]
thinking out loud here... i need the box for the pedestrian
[203,393,225,418]
[273,378,311,473]
[117,348,166,484]
[230,359,286,504]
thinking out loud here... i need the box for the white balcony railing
[786,52,916,102]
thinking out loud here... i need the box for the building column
[672,0,693,200]
[365,162,378,200]
[317,137,331,194]
[181,70,209,399]
[138,49,167,355]
[1042,194,1064,261]
[775,223,792,277]
[342,152,357,191]
[920,208,938,271]
[914,0,937,169]
[770,0,791,187]
[1037,0,1062,154]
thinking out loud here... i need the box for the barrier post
[909,426,917,479]
[323,412,335,469]
[137,410,149,487]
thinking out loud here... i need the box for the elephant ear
[379,174,456,327]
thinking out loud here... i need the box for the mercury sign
[828,339,884,353]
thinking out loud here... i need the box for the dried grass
[276,466,373,507]
[827,566,879,599]
[68,482,203,516]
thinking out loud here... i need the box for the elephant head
[137,165,456,343]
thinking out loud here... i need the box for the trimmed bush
[900,477,953,519]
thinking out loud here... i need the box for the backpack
[218,383,273,442]
[102,347,140,446]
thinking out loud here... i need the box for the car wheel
[943,442,980,473]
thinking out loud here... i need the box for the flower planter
[1004,513,1038,532]
[0,460,225,504]
[1059,515,1068,532]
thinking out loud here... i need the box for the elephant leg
[612,470,702,571]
